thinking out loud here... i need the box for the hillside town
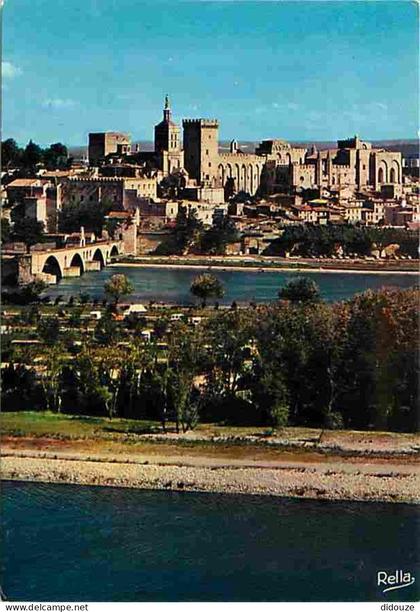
[1,96,419,286]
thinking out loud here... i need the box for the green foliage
[155,207,204,255]
[270,403,290,429]
[1,139,68,171]
[104,274,133,305]
[2,280,46,305]
[190,273,225,306]
[2,139,22,168]
[43,143,68,169]
[199,216,239,255]
[40,346,66,412]
[94,312,119,345]
[1,218,11,244]
[37,317,60,345]
[2,287,418,433]
[10,217,45,247]
[58,199,112,236]
[269,224,418,258]
[278,277,321,304]
[1,364,42,411]
[21,140,44,169]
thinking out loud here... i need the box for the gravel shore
[110,262,418,275]
[2,452,419,503]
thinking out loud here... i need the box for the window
[206,149,209,155]
[209,162,212,168]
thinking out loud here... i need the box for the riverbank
[2,413,419,503]
[2,450,419,503]
[112,255,419,275]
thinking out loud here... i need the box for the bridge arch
[110,245,119,258]
[69,253,85,275]
[92,248,105,268]
[42,255,63,280]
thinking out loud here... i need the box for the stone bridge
[31,240,123,284]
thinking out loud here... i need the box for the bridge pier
[63,266,81,278]
[35,272,57,284]
[85,261,102,272]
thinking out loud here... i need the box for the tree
[21,140,43,169]
[95,349,124,419]
[201,310,255,423]
[37,317,60,345]
[10,218,45,247]
[1,363,41,411]
[200,216,239,255]
[339,288,418,431]
[156,206,204,255]
[40,346,65,412]
[2,138,22,168]
[43,142,68,169]
[166,323,204,432]
[1,218,11,244]
[104,274,133,306]
[190,273,224,307]
[94,311,119,345]
[58,199,112,236]
[2,280,46,305]
[279,277,321,304]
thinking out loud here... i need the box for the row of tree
[2,139,69,172]
[2,284,418,433]
[267,224,418,258]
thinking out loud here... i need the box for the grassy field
[1,411,163,439]
[1,411,418,453]
[0,411,289,441]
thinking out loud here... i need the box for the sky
[2,0,419,146]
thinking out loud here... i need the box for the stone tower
[154,95,181,154]
[154,95,183,174]
[182,118,219,184]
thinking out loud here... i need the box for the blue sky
[2,0,419,146]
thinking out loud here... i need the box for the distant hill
[69,139,419,159]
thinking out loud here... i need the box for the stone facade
[289,136,402,194]
[88,132,131,165]
[181,119,403,199]
[61,176,157,209]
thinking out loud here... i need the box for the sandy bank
[2,451,419,504]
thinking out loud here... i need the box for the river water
[2,481,419,602]
[44,265,418,304]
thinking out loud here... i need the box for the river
[2,481,418,602]
[44,265,418,304]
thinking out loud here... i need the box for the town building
[88,132,131,165]
[61,175,158,209]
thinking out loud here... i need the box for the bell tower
[154,95,183,174]
[154,94,180,154]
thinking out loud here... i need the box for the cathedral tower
[154,95,180,154]
[154,95,183,174]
